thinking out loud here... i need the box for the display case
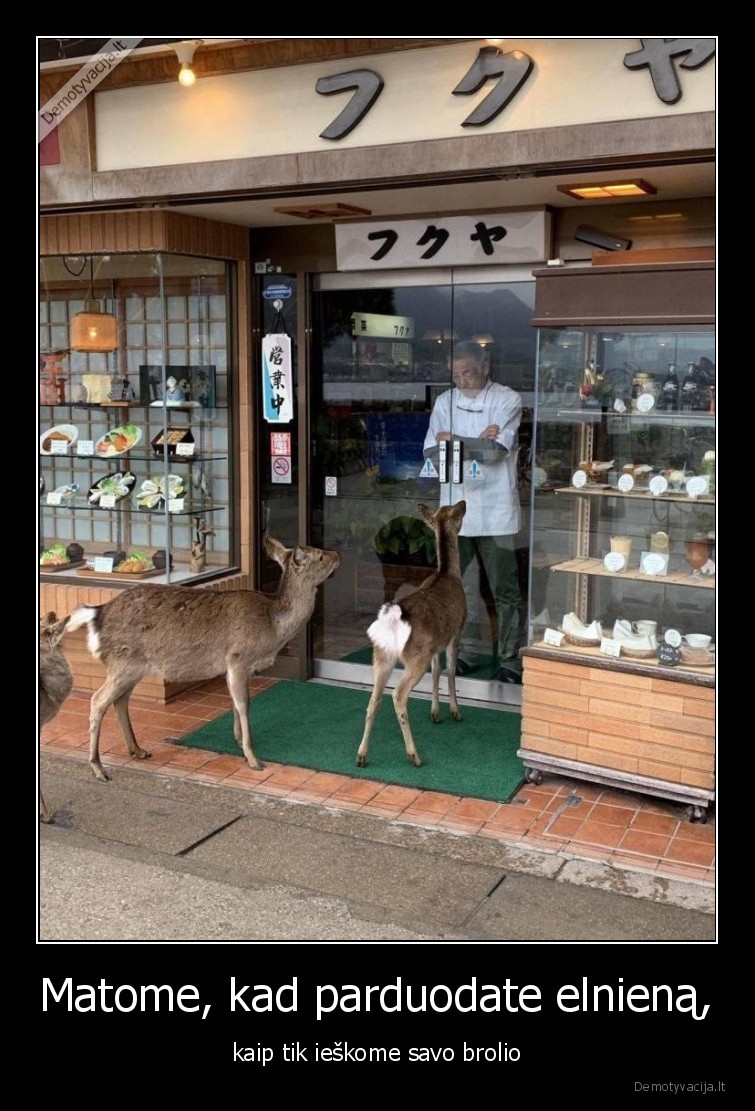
[521,322,715,820]
[39,253,233,584]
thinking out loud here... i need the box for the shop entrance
[309,268,537,708]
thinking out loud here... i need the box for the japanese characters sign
[350,312,415,339]
[262,334,294,423]
[335,210,550,271]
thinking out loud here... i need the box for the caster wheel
[525,768,543,785]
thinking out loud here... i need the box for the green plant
[373,515,436,565]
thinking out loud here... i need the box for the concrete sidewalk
[38,752,715,942]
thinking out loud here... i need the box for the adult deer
[66,538,340,782]
[39,611,74,822]
[356,500,467,768]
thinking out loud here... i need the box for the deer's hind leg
[113,687,151,762]
[226,664,262,771]
[357,648,394,767]
[393,652,433,766]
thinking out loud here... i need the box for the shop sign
[351,312,414,339]
[335,210,549,271]
[262,334,294,423]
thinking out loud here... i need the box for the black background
[37,945,725,1084]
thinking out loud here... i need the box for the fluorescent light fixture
[558,179,657,201]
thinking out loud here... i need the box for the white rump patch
[367,603,411,657]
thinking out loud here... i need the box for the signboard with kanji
[262,334,294,423]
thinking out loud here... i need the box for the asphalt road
[37,752,714,943]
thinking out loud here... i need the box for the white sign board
[335,210,550,271]
[262,334,294,423]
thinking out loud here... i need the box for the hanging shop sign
[335,210,550,271]
[262,334,294,423]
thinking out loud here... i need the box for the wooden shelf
[551,557,715,589]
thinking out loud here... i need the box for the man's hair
[451,339,488,365]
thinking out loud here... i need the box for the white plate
[39,424,78,455]
[94,425,143,459]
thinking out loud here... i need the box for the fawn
[356,500,467,768]
[66,537,340,781]
[39,611,74,822]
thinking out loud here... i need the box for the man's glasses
[456,380,491,412]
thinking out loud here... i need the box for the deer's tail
[67,604,104,658]
[367,603,411,661]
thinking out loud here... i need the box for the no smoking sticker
[271,455,292,484]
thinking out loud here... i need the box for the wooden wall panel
[40,210,249,260]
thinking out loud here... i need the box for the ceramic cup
[610,536,633,558]
[635,620,657,638]
[684,633,711,649]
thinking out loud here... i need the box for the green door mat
[174,680,524,804]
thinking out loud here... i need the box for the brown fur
[39,612,74,821]
[357,501,467,767]
[67,538,340,782]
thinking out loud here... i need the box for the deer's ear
[264,536,288,566]
[417,504,434,526]
[292,546,307,566]
[452,499,467,521]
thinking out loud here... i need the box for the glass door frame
[308,265,536,709]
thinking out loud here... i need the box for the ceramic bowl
[684,633,711,649]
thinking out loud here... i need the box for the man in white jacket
[423,340,524,683]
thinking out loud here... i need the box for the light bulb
[179,63,196,87]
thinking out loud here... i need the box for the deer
[39,611,74,822]
[356,500,467,769]
[65,537,341,782]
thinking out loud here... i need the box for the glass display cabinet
[521,323,715,821]
[39,252,234,584]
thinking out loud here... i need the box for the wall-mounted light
[70,257,118,352]
[472,334,495,348]
[174,41,202,86]
[558,179,657,201]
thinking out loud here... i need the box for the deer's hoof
[451,709,463,722]
[430,710,441,724]
[135,749,151,761]
[92,765,111,783]
[410,754,423,768]
[356,755,366,767]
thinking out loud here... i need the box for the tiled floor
[40,677,715,889]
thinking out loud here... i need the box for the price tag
[664,628,682,648]
[636,392,655,413]
[600,637,622,658]
[46,492,62,506]
[603,552,626,573]
[649,474,668,496]
[99,494,116,509]
[543,627,564,647]
[168,497,185,513]
[571,469,587,488]
[640,552,668,576]
[657,644,681,667]
[175,442,195,457]
[51,440,69,455]
[77,440,94,456]
[93,556,114,572]
[617,473,634,493]
[686,476,707,499]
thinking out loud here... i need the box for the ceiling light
[174,41,202,86]
[70,257,118,352]
[558,179,657,201]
